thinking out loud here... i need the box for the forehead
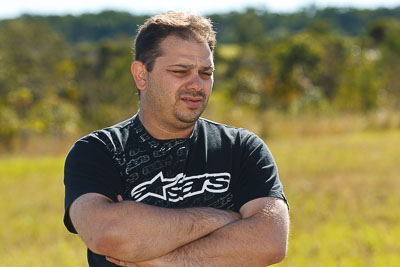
[157,35,214,66]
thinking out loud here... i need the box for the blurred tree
[0,20,70,100]
[365,19,400,108]
[19,11,148,43]
[73,38,139,129]
[232,9,264,44]
[1,7,400,150]
[274,37,320,108]
[0,19,81,145]
[0,105,20,148]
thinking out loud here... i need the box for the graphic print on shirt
[95,117,235,209]
[131,172,231,202]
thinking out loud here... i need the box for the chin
[174,104,207,124]
[177,116,200,124]
[175,111,202,124]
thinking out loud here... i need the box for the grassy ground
[271,130,400,267]
[1,129,399,266]
[0,157,87,266]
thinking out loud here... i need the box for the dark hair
[134,11,216,72]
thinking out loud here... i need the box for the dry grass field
[1,129,399,266]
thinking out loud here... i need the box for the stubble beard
[173,102,206,124]
[174,90,209,124]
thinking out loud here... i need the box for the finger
[105,256,119,264]
[117,195,123,202]
[106,256,126,266]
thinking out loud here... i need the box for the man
[64,11,289,267]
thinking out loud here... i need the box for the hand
[106,256,139,267]
[215,208,241,226]
[106,256,164,267]
[226,210,242,221]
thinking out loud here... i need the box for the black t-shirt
[64,114,288,266]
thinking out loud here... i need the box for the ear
[131,61,148,91]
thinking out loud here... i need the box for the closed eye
[202,72,213,76]
[171,70,186,74]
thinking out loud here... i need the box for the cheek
[205,79,214,94]
[155,77,175,95]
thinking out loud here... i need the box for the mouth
[180,96,204,109]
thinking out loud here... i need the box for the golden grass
[271,130,400,266]
[0,157,87,267]
[1,129,399,266]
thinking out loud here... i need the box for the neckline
[132,114,199,143]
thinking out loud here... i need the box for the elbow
[86,223,124,256]
[260,240,288,265]
[85,226,113,255]
[269,244,287,264]
[88,223,146,261]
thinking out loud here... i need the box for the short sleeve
[234,132,288,210]
[63,138,123,233]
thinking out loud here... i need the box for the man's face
[141,35,214,128]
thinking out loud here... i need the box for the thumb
[117,195,124,202]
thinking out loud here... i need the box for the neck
[138,109,195,140]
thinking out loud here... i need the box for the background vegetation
[1,6,400,149]
[1,6,399,266]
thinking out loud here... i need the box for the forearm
[70,194,240,262]
[137,216,280,266]
[135,198,289,267]
[106,201,241,261]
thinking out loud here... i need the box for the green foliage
[17,11,149,43]
[0,20,79,145]
[1,7,400,149]
[26,94,80,135]
[231,9,264,44]
[0,19,139,146]
[0,105,20,148]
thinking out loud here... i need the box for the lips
[180,96,204,108]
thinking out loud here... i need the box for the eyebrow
[167,64,215,71]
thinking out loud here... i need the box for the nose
[187,73,203,91]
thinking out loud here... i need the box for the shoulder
[83,116,136,148]
[85,116,135,142]
[197,117,262,145]
[69,115,137,158]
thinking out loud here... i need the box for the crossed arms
[69,193,289,266]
